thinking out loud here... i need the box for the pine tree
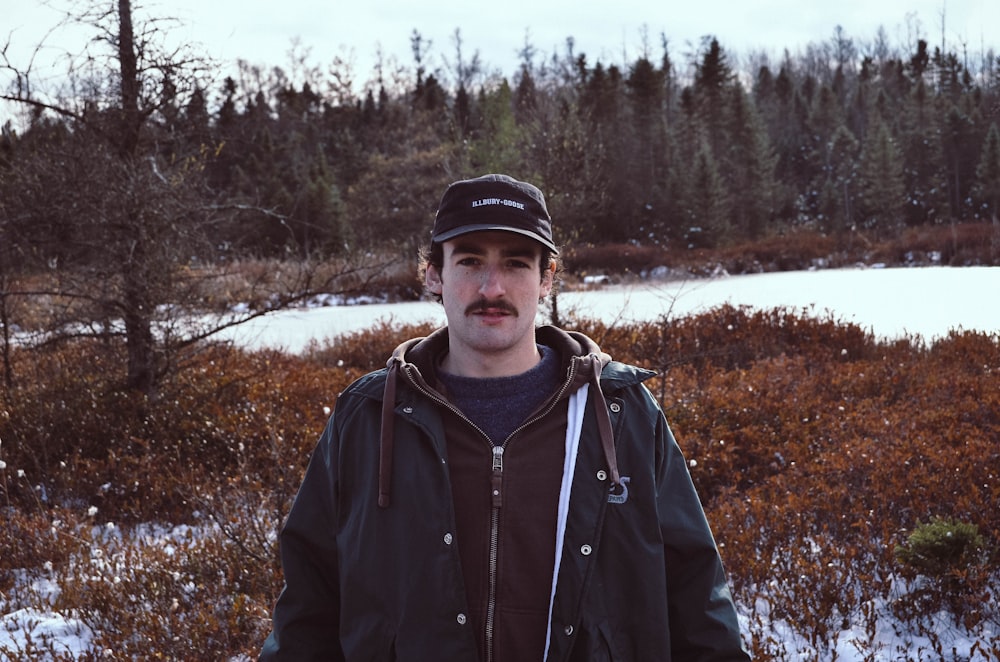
[941,103,978,220]
[808,85,846,145]
[577,63,627,242]
[725,84,778,239]
[682,137,730,246]
[514,65,538,123]
[692,37,734,157]
[624,56,666,236]
[469,81,525,174]
[859,119,905,234]
[579,62,621,126]
[1,0,230,393]
[799,84,848,218]
[305,152,349,255]
[819,125,860,233]
[453,84,473,137]
[765,65,811,219]
[899,80,950,224]
[754,65,775,107]
[533,96,611,244]
[973,123,1000,221]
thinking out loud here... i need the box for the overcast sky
[5,0,997,92]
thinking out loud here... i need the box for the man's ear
[425,263,443,295]
[540,261,555,298]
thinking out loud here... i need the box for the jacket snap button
[564,625,574,635]
[403,406,414,414]
[596,470,607,481]
[609,402,621,413]
[457,613,467,625]
[580,544,592,556]
[443,533,453,545]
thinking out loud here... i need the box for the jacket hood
[376,325,651,508]
[386,325,611,378]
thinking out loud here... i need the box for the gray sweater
[437,344,562,444]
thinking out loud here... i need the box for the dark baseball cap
[431,174,558,253]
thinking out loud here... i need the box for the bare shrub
[2,310,998,658]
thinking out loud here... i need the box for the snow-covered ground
[212,265,1000,353]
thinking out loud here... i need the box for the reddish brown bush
[303,319,439,373]
[870,222,1000,266]
[562,243,670,277]
[560,225,999,285]
[2,310,998,659]
[0,341,347,522]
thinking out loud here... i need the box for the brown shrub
[303,319,440,373]
[564,231,847,280]
[560,225,999,286]
[573,304,877,373]
[713,231,840,272]
[0,340,348,522]
[191,255,423,308]
[870,222,1000,266]
[561,243,670,280]
[2,310,998,659]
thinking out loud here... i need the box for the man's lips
[466,300,518,317]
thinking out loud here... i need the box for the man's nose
[479,266,505,297]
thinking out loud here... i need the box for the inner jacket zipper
[403,358,581,662]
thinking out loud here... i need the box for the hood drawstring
[587,353,621,488]
[378,358,400,508]
[377,351,621,508]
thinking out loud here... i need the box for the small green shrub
[892,517,994,628]
[895,517,988,578]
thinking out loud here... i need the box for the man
[260,174,750,661]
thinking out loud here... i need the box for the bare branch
[0,92,84,121]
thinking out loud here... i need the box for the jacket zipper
[485,445,502,661]
[402,359,582,662]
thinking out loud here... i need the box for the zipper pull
[491,446,504,508]
[492,445,504,471]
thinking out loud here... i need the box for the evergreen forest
[3,9,1000,263]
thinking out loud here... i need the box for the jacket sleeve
[654,404,751,661]
[260,417,345,662]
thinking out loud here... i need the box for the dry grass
[563,222,1000,283]
[2,252,423,335]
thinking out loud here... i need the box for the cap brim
[432,224,559,253]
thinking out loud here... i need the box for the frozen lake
[215,265,1000,352]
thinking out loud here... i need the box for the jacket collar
[376,325,653,508]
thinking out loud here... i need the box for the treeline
[2,16,999,264]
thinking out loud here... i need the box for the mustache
[465,299,518,317]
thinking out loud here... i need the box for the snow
[0,608,93,658]
[212,266,1000,353]
[740,596,994,660]
[0,573,94,658]
[0,521,241,660]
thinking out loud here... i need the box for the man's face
[425,231,553,375]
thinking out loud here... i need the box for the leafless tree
[0,1,383,394]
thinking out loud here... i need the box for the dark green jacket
[260,326,750,661]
